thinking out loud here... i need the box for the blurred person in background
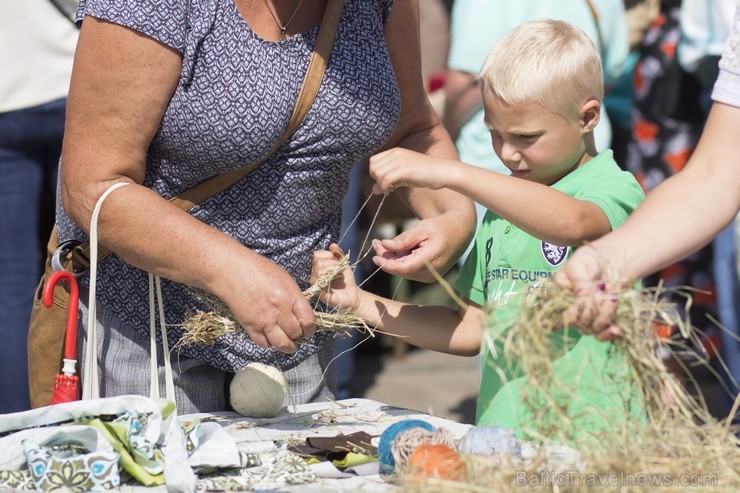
[624,0,719,385]
[603,0,660,166]
[0,0,78,413]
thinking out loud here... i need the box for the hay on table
[178,252,373,347]
[397,280,740,492]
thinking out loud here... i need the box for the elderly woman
[50,0,475,413]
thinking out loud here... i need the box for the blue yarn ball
[459,425,522,457]
[377,419,435,474]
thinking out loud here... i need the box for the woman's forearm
[587,102,740,281]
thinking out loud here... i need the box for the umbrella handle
[42,270,80,362]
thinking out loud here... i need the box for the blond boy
[313,19,645,438]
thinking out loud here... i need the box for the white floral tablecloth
[0,397,471,492]
[182,398,473,492]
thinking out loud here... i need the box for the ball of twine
[229,362,287,418]
[377,419,435,475]
[391,427,458,471]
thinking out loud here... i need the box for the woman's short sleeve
[75,0,189,52]
[713,1,740,108]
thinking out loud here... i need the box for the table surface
[180,398,473,492]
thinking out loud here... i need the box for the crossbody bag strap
[62,0,345,273]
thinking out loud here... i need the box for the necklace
[264,0,307,40]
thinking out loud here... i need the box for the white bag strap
[84,181,176,406]
[149,274,176,402]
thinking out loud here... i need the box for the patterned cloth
[196,450,316,492]
[0,396,249,492]
[0,397,472,492]
[24,440,119,491]
[57,0,400,372]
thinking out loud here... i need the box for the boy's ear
[579,99,601,132]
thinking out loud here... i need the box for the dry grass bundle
[178,253,373,347]
[399,281,740,492]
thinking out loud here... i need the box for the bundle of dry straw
[399,281,740,492]
[177,252,373,347]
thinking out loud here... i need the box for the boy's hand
[369,148,452,194]
[311,244,362,310]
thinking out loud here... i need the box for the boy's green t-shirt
[455,150,646,441]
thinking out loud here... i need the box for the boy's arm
[312,245,484,356]
[353,290,484,357]
[370,150,612,247]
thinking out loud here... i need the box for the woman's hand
[214,248,317,353]
[553,245,624,341]
[311,244,362,310]
[367,148,471,282]
[371,213,469,283]
[376,0,476,284]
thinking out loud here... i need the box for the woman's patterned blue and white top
[57,0,399,372]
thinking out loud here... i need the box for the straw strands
[398,281,740,492]
[178,252,373,347]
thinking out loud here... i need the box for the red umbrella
[42,270,80,404]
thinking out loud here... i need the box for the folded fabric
[0,395,195,493]
[330,452,377,470]
[24,439,120,491]
[0,425,113,471]
[186,421,242,472]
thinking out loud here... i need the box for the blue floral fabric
[0,396,249,492]
[59,0,399,371]
[24,440,120,492]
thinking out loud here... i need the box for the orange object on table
[407,443,466,481]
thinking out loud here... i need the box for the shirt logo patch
[541,241,567,267]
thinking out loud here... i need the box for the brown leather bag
[27,0,345,408]
[28,228,72,408]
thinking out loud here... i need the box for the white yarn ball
[229,362,287,418]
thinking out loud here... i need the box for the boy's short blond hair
[479,18,604,118]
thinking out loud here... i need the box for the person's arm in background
[624,0,660,51]
[554,102,740,338]
[442,69,481,142]
[61,17,314,353]
[372,0,476,283]
[441,0,494,142]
